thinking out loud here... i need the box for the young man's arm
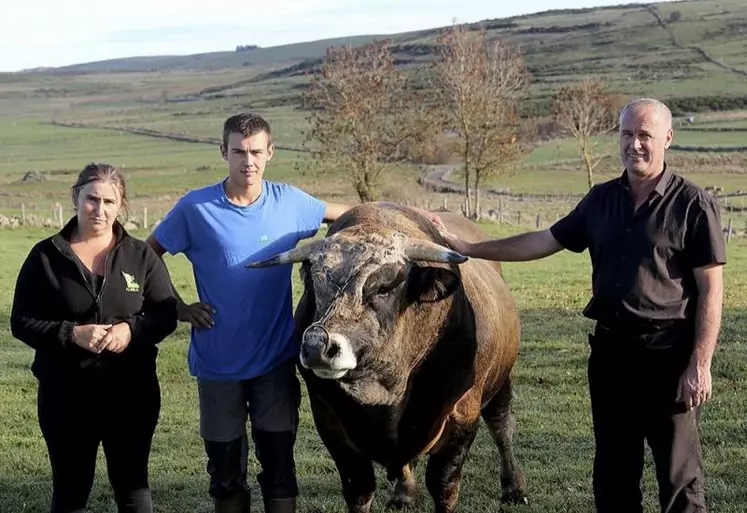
[676,263,724,410]
[323,202,350,223]
[145,235,215,330]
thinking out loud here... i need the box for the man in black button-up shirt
[438,98,725,513]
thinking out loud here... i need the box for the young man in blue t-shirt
[145,113,353,513]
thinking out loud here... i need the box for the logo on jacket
[121,271,141,292]
[258,234,270,244]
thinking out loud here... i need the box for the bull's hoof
[387,495,415,510]
[501,488,529,506]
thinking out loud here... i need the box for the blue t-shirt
[153,179,326,381]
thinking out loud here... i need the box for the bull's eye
[377,285,394,297]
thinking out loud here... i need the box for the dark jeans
[38,366,161,513]
[588,322,707,513]
[198,360,301,502]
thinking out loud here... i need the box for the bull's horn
[403,238,468,264]
[246,239,327,268]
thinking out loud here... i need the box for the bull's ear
[407,266,461,303]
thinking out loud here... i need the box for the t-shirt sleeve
[549,189,595,253]
[685,196,727,268]
[152,196,191,255]
[286,186,327,239]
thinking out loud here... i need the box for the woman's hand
[97,323,133,354]
[71,324,113,353]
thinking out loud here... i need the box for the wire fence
[1,194,745,243]
[0,204,167,232]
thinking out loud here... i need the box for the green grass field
[1,225,745,513]
[1,1,747,510]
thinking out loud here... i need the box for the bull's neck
[338,371,407,407]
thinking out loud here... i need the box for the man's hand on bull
[408,207,471,254]
[178,301,216,330]
[409,206,445,229]
[439,231,473,256]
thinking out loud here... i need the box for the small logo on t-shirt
[121,271,141,292]
[258,234,270,244]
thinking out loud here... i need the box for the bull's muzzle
[301,325,335,367]
[300,324,356,379]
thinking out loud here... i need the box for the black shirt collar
[619,162,673,197]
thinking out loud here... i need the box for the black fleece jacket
[10,217,178,380]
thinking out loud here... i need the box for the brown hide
[305,202,520,448]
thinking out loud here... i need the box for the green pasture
[1,0,747,508]
[1,224,745,513]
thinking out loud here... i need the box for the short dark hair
[71,162,129,216]
[222,113,272,147]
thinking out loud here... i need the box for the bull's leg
[481,376,528,505]
[321,435,376,513]
[311,415,376,512]
[424,421,479,513]
[387,462,418,509]
[335,451,376,513]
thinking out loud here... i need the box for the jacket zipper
[52,239,120,326]
[96,250,113,324]
[52,239,97,304]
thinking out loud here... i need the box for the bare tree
[551,78,621,189]
[302,40,437,203]
[432,23,530,218]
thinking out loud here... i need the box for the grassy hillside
[10,0,747,101]
[0,0,745,226]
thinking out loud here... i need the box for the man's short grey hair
[619,98,673,129]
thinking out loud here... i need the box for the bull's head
[246,228,467,381]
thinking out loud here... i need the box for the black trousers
[199,360,300,502]
[37,366,161,513]
[588,322,707,513]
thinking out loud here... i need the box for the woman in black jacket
[10,163,178,513]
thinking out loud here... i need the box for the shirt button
[621,254,627,260]
[625,227,631,233]
[615,283,621,288]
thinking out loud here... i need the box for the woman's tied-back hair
[71,162,129,217]
[222,113,273,148]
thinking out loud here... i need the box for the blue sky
[1,0,675,72]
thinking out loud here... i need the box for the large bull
[247,202,527,513]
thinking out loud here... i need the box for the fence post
[58,204,64,228]
[516,211,521,225]
[726,218,733,243]
[536,213,541,228]
[442,197,448,210]
[21,203,26,223]
[143,207,148,230]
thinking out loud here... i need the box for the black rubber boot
[263,497,296,513]
[214,490,250,513]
